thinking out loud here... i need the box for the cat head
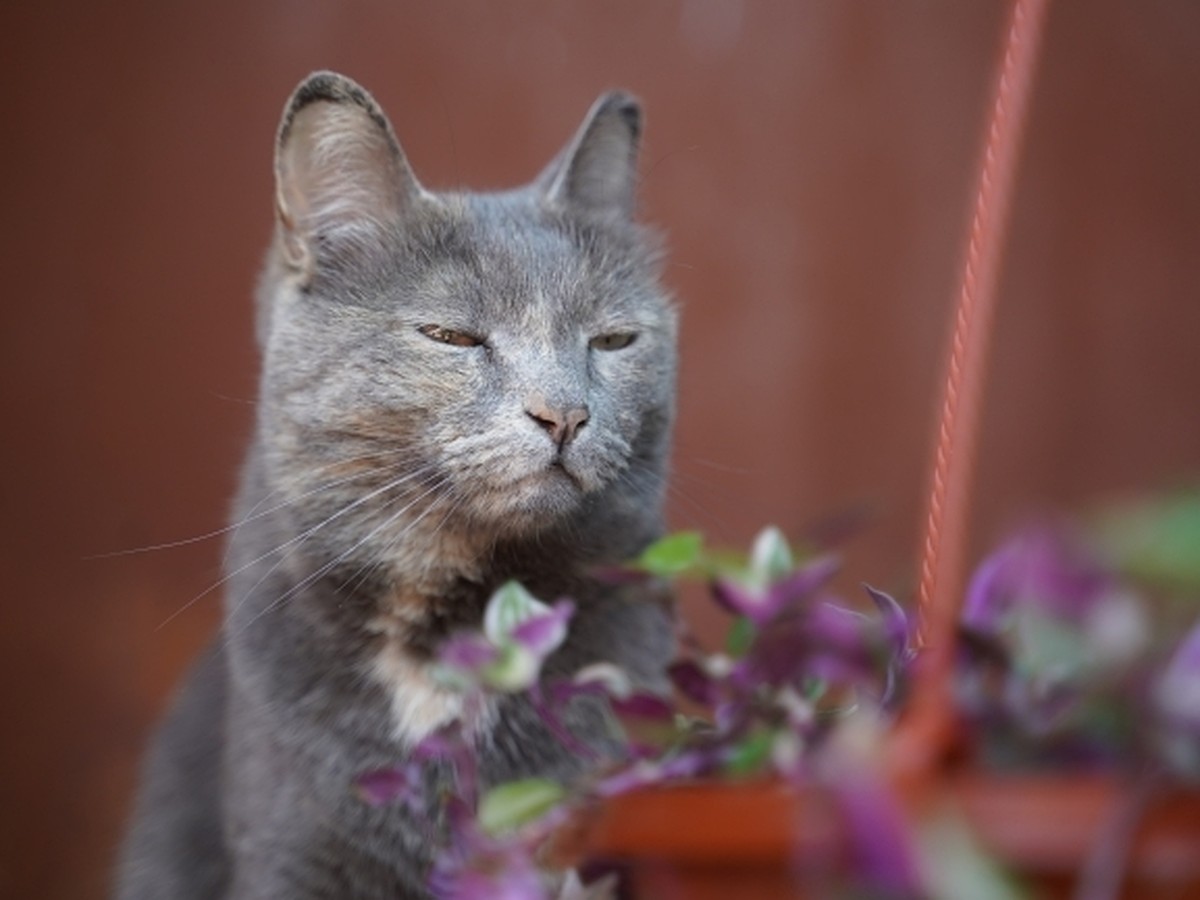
[255,72,676,567]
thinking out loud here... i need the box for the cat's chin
[471,464,588,532]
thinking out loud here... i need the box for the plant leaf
[572,662,634,698]
[725,615,757,657]
[510,600,574,657]
[1100,491,1200,591]
[478,778,566,836]
[724,729,775,777]
[483,581,552,644]
[637,532,704,576]
[669,659,719,706]
[480,642,540,693]
[748,526,794,588]
[355,767,416,807]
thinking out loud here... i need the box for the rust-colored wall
[2,2,1198,897]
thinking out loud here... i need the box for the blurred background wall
[2,1,1198,896]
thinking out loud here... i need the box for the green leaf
[1013,606,1088,682]
[725,615,757,657]
[724,729,776,777]
[478,778,566,836]
[638,532,704,576]
[802,676,828,703]
[483,581,551,644]
[480,642,540,693]
[1099,492,1200,591]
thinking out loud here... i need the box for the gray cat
[115,71,677,899]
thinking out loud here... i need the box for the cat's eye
[589,332,638,352]
[418,324,485,348]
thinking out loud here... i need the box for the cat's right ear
[274,71,426,285]
[537,91,643,221]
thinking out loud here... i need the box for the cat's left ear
[537,91,643,221]
[274,71,426,284]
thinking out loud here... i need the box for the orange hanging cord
[891,0,1051,781]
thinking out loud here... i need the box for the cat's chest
[364,599,496,744]
[368,637,468,742]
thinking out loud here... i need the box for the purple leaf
[712,555,839,626]
[1156,620,1200,733]
[596,748,714,799]
[863,584,911,662]
[611,692,675,721]
[962,542,1015,634]
[355,766,417,807]
[659,749,711,780]
[831,774,925,897]
[413,725,462,762]
[807,601,871,650]
[736,597,897,705]
[440,633,500,674]
[433,854,546,900]
[484,581,552,645]
[711,578,761,620]
[963,528,1112,633]
[414,724,479,808]
[669,659,719,707]
[510,600,575,658]
[765,555,842,617]
[863,584,915,704]
[594,760,665,798]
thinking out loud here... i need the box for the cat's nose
[526,395,589,449]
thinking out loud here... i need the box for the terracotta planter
[580,775,1200,899]
[582,780,837,900]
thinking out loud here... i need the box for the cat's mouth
[519,458,585,498]
[547,457,584,488]
[478,458,588,525]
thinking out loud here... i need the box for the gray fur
[115,71,677,899]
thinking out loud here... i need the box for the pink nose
[526,397,590,448]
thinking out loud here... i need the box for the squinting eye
[590,332,638,352]
[418,324,485,347]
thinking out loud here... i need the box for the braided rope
[897,0,1051,776]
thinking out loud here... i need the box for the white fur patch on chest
[369,639,466,743]
[366,607,498,744]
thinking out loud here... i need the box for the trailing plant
[356,490,1200,899]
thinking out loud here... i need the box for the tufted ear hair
[537,91,643,221]
[273,71,426,284]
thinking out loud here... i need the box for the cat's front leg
[223,701,437,899]
[223,791,435,900]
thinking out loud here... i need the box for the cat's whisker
[236,475,452,634]
[158,463,440,631]
[336,482,463,601]
[643,143,699,185]
[674,454,753,477]
[219,463,443,624]
[220,483,287,571]
[93,447,429,560]
[662,482,731,540]
[617,457,732,540]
